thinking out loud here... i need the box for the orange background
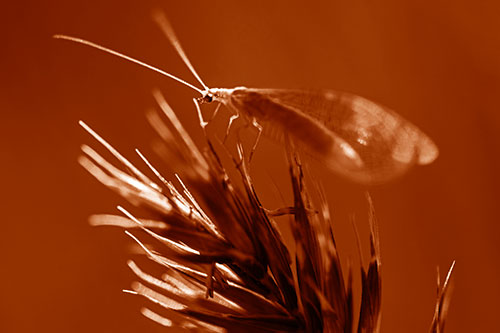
[2,1,499,332]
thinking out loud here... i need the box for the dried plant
[79,90,454,332]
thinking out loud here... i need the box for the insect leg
[224,114,240,143]
[192,99,222,130]
[264,206,319,217]
[209,102,222,123]
[248,118,263,162]
[193,99,208,129]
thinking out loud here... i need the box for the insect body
[209,87,438,184]
[54,13,438,185]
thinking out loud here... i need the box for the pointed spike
[79,121,161,192]
[140,308,173,327]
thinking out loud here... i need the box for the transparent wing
[243,88,438,184]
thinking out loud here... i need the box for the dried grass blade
[429,261,456,333]
[357,193,382,333]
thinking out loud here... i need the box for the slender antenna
[152,11,209,91]
[53,34,203,94]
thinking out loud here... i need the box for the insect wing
[248,89,438,184]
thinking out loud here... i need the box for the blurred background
[2,0,499,332]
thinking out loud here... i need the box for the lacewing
[54,13,438,185]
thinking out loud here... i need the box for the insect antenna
[152,11,209,91]
[53,34,204,94]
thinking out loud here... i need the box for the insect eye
[198,94,213,104]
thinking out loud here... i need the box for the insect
[54,12,438,185]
